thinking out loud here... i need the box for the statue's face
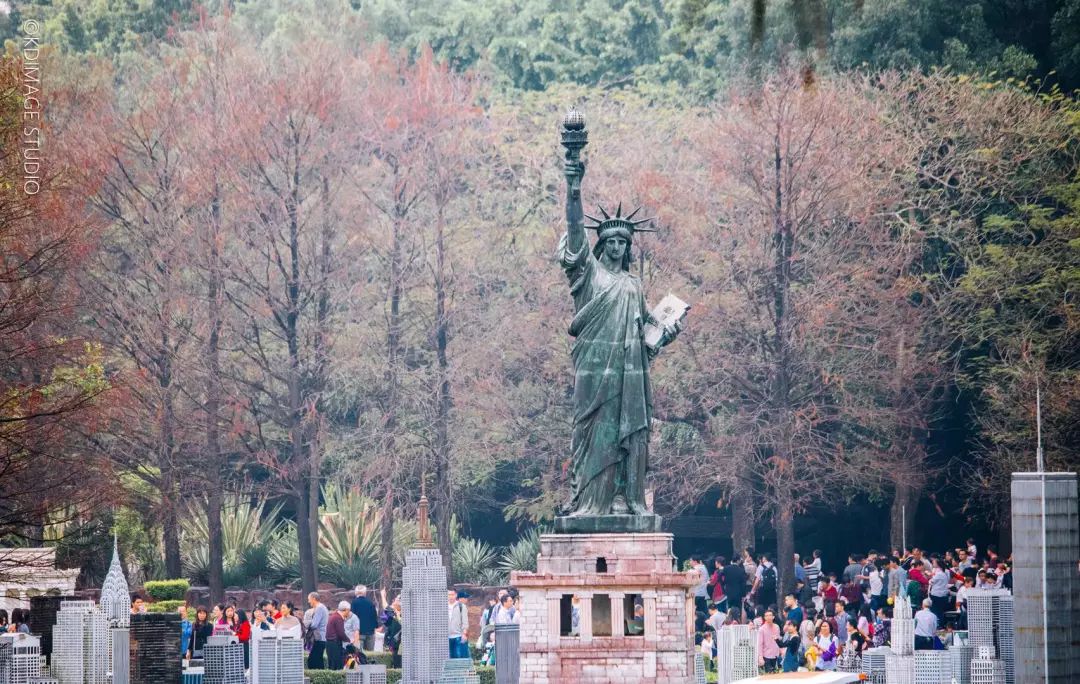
[603,236,628,263]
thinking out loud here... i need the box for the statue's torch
[562,107,588,187]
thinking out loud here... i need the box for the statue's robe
[559,233,652,515]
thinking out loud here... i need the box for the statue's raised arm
[561,108,587,254]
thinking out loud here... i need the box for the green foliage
[451,537,499,584]
[498,528,542,575]
[317,485,382,588]
[145,599,185,613]
[304,666,494,684]
[143,579,190,600]
[361,651,394,668]
[180,496,284,587]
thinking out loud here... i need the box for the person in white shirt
[914,598,938,650]
[494,594,519,625]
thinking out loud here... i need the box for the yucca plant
[180,495,283,586]
[498,527,542,575]
[478,568,507,587]
[267,524,301,584]
[452,537,499,584]
[317,484,382,588]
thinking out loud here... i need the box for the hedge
[305,665,495,684]
[143,579,190,600]
[145,599,185,613]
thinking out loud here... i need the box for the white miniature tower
[250,629,304,684]
[967,589,1015,684]
[401,489,448,684]
[886,651,915,684]
[971,645,1007,684]
[98,537,130,628]
[52,600,109,684]
[891,595,915,656]
[98,536,131,684]
[914,649,952,683]
[716,624,757,684]
[862,645,891,684]
[947,643,974,684]
[0,632,42,684]
[203,635,244,684]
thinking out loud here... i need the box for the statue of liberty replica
[555,109,687,534]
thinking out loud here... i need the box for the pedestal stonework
[511,533,695,684]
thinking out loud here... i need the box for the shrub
[146,599,185,613]
[143,579,190,601]
[304,665,493,684]
[362,651,394,668]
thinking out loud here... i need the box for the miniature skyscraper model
[966,589,1015,684]
[0,633,42,684]
[251,629,304,684]
[401,489,448,684]
[891,596,915,656]
[98,536,131,684]
[716,624,758,684]
[1011,401,1078,684]
[52,600,109,684]
[98,538,130,627]
[203,635,244,684]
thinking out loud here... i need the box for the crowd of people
[163,583,527,673]
[689,539,1013,673]
[0,607,31,633]
[164,585,397,672]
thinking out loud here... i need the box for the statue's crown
[584,202,655,239]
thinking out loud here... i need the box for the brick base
[511,533,696,684]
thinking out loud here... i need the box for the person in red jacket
[326,601,350,670]
[236,610,252,669]
[708,557,727,611]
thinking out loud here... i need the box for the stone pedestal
[511,533,695,684]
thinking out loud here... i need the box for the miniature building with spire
[401,486,448,684]
[99,537,131,628]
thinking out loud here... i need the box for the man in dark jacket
[351,585,380,651]
[722,557,747,613]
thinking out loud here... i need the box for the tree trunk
[162,493,182,578]
[379,481,395,592]
[889,482,916,553]
[775,507,795,599]
[432,201,454,582]
[160,353,182,578]
[205,188,225,604]
[308,421,321,589]
[296,489,317,594]
[730,486,755,557]
[285,155,318,594]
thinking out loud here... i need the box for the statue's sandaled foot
[611,495,630,515]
